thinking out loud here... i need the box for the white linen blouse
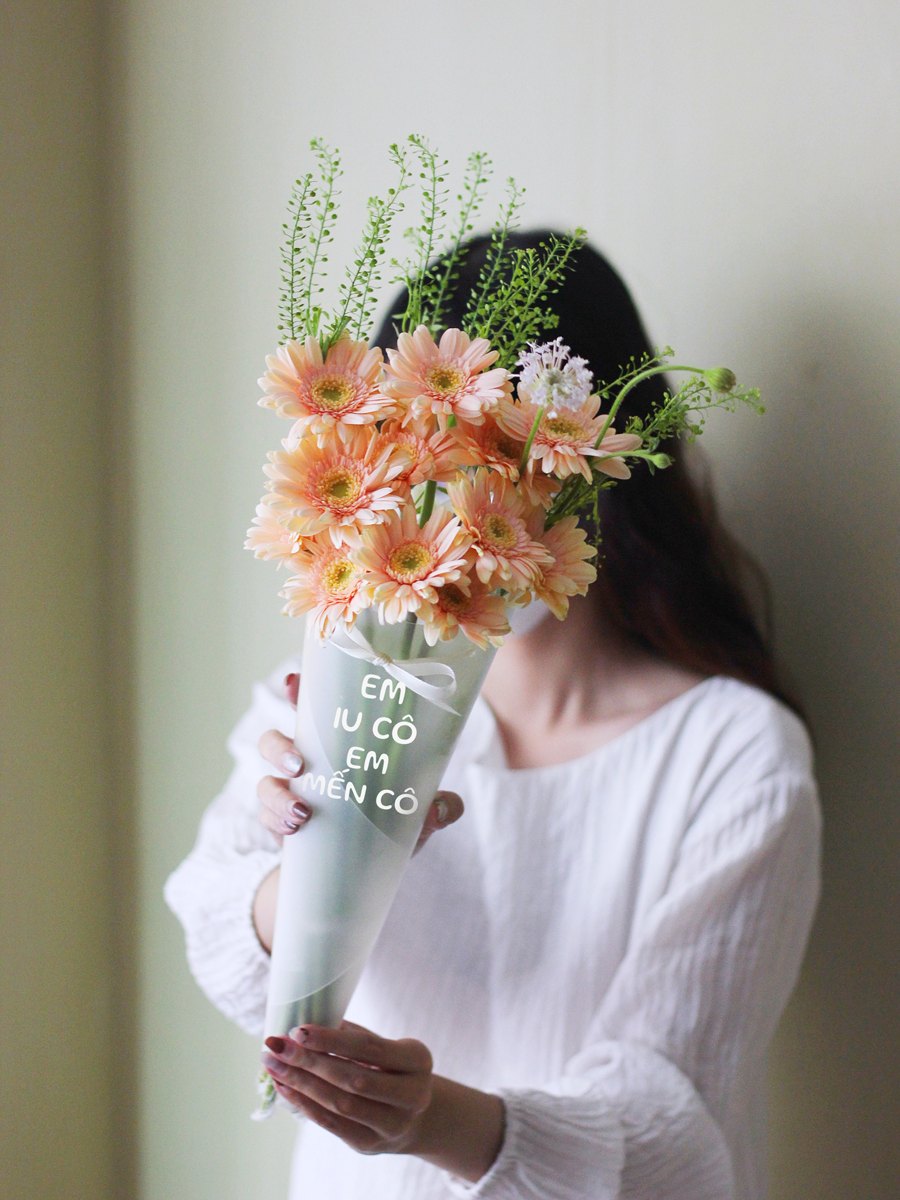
[165,665,820,1200]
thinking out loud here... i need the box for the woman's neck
[481,593,706,770]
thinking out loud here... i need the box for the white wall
[123,1,900,1196]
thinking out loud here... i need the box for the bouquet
[247,137,761,1115]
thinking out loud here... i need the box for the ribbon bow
[328,624,459,715]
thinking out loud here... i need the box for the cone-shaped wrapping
[263,609,495,1040]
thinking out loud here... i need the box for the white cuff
[445,1088,623,1200]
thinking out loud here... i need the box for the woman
[166,237,820,1200]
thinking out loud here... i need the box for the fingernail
[290,800,310,821]
[284,820,300,834]
[262,1053,285,1076]
[288,1026,309,1044]
[435,797,449,824]
[283,751,303,775]
[265,1036,285,1054]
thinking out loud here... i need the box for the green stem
[595,365,704,448]
[418,479,437,527]
[519,404,546,474]
[399,611,418,661]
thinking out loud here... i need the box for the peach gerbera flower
[422,578,511,649]
[382,325,511,428]
[371,413,460,487]
[452,403,560,508]
[264,427,406,547]
[528,513,598,620]
[498,395,643,481]
[280,534,370,639]
[258,331,394,444]
[447,470,553,592]
[351,505,472,624]
[244,498,302,565]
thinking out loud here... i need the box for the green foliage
[465,226,585,370]
[334,143,412,344]
[277,139,341,345]
[277,136,583,363]
[543,354,764,544]
[278,139,409,349]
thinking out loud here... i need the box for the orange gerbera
[528,513,598,619]
[452,403,560,508]
[372,413,460,487]
[498,395,643,481]
[280,534,370,639]
[447,470,553,592]
[422,578,510,649]
[264,427,406,547]
[351,505,472,624]
[244,498,301,565]
[258,332,394,443]
[382,325,511,427]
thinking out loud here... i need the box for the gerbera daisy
[258,332,395,444]
[371,414,460,487]
[351,505,472,624]
[447,470,553,592]
[382,325,511,428]
[498,395,643,481]
[244,498,302,565]
[280,534,370,639]
[422,577,511,649]
[529,514,598,620]
[264,427,406,547]
[452,404,560,508]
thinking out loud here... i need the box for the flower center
[388,540,434,582]
[543,416,583,440]
[321,558,355,594]
[480,512,517,552]
[311,374,355,411]
[485,429,523,463]
[426,363,466,395]
[437,583,471,615]
[316,465,361,508]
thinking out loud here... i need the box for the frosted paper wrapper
[263,610,495,1040]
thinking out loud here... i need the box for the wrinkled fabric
[166,670,820,1200]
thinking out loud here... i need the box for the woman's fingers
[258,728,304,775]
[263,1054,414,1138]
[257,774,311,837]
[283,672,300,708]
[414,790,464,853]
[256,718,308,839]
[271,1080,381,1152]
[264,1037,425,1110]
[288,1021,433,1074]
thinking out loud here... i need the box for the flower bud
[703,368,737,393]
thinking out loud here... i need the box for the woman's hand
[261,1021,505,1183]
[256,673,464,849]
[252,672,465,951]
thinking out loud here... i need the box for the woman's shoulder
[656,676,816,820]
[678,675,811,769]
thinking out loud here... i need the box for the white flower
[516,338,593,417]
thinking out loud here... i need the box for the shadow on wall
[720,295,900,1197]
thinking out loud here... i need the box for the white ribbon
[328,624,460,715]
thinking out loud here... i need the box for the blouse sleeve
[163,662,298,1037]
[450,739,821,1200]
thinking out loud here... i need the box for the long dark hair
[373,232,798,713]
